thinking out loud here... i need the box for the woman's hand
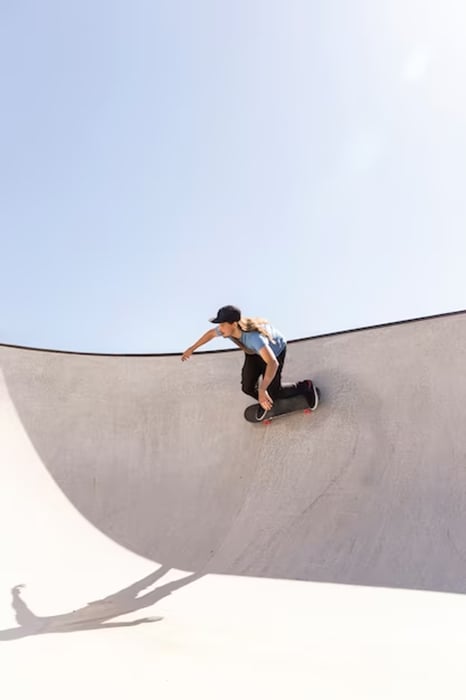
[181,348,194,361]
[258,388,273,411]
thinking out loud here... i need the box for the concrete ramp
[1,312,465,698]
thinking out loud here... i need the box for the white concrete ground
[1,312,465,698]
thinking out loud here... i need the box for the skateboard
[244,388,320,425]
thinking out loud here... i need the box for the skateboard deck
[244,388,320,425]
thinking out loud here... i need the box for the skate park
[1,310,465,699]
[3,1,466,696]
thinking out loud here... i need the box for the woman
[182,305,319,420]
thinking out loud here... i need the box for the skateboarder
[182,305,319,420]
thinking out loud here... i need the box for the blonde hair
[238,317,274,343]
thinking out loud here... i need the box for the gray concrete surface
[1,311,465,592]
[1,311,466,700]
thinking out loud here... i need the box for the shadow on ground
[0,566,201,641]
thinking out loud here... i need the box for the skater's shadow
[0,565,201,641]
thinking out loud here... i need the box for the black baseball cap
[209,305,241,324]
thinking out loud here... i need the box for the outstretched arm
[182,328,218,361]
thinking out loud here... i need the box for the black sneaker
[302,380,319,411]
[256,405,268,421]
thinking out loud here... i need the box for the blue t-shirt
[215,323,286,358]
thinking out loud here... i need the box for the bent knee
[241,381,258,399]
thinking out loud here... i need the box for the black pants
[241,348,305,401]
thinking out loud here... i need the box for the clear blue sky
[1,0,465,353]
